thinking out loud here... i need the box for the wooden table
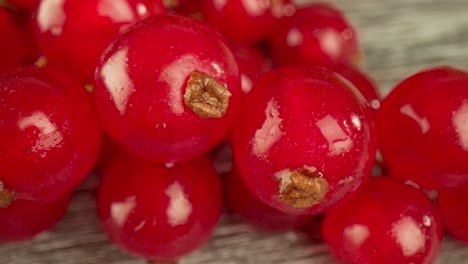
[2,0,468,263]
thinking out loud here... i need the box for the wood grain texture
[2,0,468,263]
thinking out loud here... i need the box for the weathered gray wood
[2,0,468,263]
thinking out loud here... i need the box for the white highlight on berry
[252,99,283,158]
[165,182,192,227]
[101,47,135,116]
[111,196,137,227]
[392,216,426,257]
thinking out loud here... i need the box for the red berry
[437,184,468,243]
[270,4,361,68]
[202,0,296,44]
[97,153,223,261]
[0,7,38,73]
[8,0,39,11]
[227,169,313,232]
[93,15,241,163]
[377,66,468,189]
[232,44,271,96]
[331,65,380,109]
[33,0,166,83]
[322,177,443,264]
[0,194,70,242]
[232,66,376,215]
[0,67,102,202]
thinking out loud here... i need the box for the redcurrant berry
[93,15,241,163]
[377,66,468,189]
[97,153,223,261]
[227,169,313,232]
[0,67,102,202]
[270,3,361,68]
[33,0,166,83]
[0,194,70,242]
[0,7,38,73]
[202,0,296,44]
[437,184,468,243]
[322,177,443,264]
[232,66,376,215]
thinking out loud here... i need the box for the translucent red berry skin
[226,170,312,232]
[33,0,166,83]
[97,153,223,261]
[0,195,70,242]
[0,67,102,201]
[232,66,376,215]
[322,177,443,264]
[93,15,241,163]
[0,7,38,73]
[376,66,468,189]
[437,185,468,243]
[270,4,361,68]
[202,0,296,44]
[8,0,39,11]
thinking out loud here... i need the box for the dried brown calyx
[0,181,15,208]
[184,71,232,118]
[277,167,329,209]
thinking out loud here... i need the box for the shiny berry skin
[377,66,468,189]
[8,0,39,11]
[331,65,380,109]
[437,185,468,243]
[232,66,376,215]
[0,7,38,73]
[0,194,70,242]
[232,44,271,96]
[97,153,223,261]
[0,67,102,202]
[202,0,296,44]
[93,15,241,163]
[227,169,312,232]
[322,177,443,264]
[33,0,166,83]
[270,4,361,68]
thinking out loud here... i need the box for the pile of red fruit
[0,0,467,263]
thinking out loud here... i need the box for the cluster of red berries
[0,0,467,263]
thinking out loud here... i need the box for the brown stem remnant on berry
[0,181,14,208]
[277,168,329,209]
[184,71,231,118]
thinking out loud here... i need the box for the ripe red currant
[227,169,313,232]
[97,153,223,261]
[0,194,70,242]
[377,66,468,189]
[7,0,39,11]
[0,67,102,202]
[93,15,241,163]
[202,0,296,44]
[0,7,38,73]
[437,184,468,244]
[33,0,166,83]
[322,177,443,264]
[270,3,361,68]
[232,66,376,215]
